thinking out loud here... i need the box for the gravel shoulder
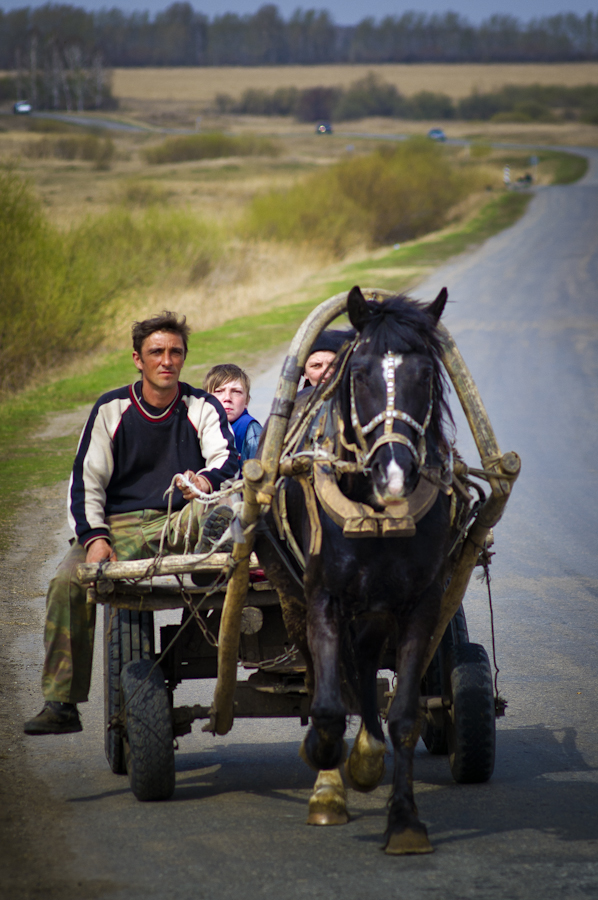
[0,481,113,899]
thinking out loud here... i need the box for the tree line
[0,3,597,69]
[218,74,598,124]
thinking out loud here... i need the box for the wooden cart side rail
[76,552,259,584]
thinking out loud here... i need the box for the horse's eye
[417,365,433,386]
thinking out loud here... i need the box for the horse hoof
[345,724,386,793]
[384,828,434,855]
[307,769,349,826]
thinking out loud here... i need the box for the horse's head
[343,286,450,506]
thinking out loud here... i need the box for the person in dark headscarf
[302,328,355,390]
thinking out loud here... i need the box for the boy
[203,364,262,464]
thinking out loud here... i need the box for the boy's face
[212,379,248,423]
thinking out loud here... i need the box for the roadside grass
[0,187,532,551]
[539,149,588,183]
[143,132,281,164]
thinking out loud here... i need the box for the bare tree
[64,44,85,112]
[29,34,38,109]
[92,52,104,109]
[14,48,24,100]
[50,43,62,110]
[59,46,73,112]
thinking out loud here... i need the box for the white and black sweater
[68,381,239,548]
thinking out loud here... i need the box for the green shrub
[407,91,455,120]
[0,169,221,393]
[119,179,173,207]
[332,74,406,121]
[243,137,476,254]
[295,87,341,123]
[143,132,280,164]
[234,86,299,115]
[22,134,115,168]
[0,75,17,102]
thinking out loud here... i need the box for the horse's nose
[372,457,407,499]
[384,459,406,497]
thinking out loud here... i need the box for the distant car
[316,122,333,134]
[427,128,446,142]
[13,101,32,115]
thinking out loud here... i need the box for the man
[24,311,238,735]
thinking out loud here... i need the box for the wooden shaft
[423,451,520,673]
[209,458,263,735]
[208,291,363,736]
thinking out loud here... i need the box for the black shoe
[24,701,82,735]
[196,505,234,556]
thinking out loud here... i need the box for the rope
[477,550,508,717]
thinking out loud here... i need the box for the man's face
[132,330,185,393]
[304,350,336,387]
[212,379,248,423]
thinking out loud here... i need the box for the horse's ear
[426,287,448,322]
[347,286,373,332]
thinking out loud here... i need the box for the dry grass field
[0,96,593,351]
[113,62,598,106]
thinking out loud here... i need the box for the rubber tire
[104,607,154,775]
[121,659,175,802]
[447,643,495,784]
[420,606,469,755]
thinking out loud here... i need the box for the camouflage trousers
[42,505,204,704]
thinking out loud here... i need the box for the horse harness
[272,342,455,568]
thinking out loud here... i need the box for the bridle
[343,349,434,471]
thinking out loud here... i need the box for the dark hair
[131,311,191,357]
[204,363,251,400]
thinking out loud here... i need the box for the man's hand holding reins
[177,470,212,501]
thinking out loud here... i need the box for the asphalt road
[9,151,598,900]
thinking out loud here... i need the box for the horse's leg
[385,587,442,855]
[345,617,388,793]
[307,768,348,826]
[299,584,347,772]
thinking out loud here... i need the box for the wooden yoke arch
[207,289,520,736]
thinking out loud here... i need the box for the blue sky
[1,0,596,25]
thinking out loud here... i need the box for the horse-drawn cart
[78,287,520,850]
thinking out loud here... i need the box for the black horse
[256,285,455,854]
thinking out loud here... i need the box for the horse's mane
[354,294,454,445]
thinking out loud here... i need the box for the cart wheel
[121,659,175,802]
[420,606,469,755]
[104,607,154,775]
[447,643,495,784]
